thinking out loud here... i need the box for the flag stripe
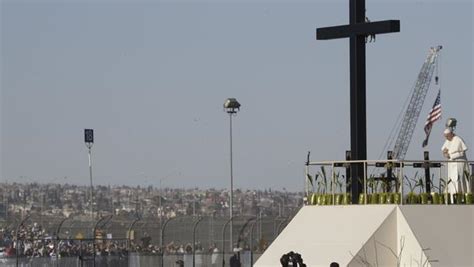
[422,89,441,147]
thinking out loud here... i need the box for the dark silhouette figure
[280,251,307,267]
[330,262,340,267]
[280,254,290,267]
[230,253,241,267]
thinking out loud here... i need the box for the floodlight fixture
[224,98,241,114]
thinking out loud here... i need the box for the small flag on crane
[422,89,441,147]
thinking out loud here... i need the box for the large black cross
[316,0,399,204]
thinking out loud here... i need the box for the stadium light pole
[224,98,240,251]
[84,129,94,220]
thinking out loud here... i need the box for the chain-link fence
[0,214,294,267]
[0,252,264,267]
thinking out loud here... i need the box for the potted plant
[341,175,352,205]
[405,174,419,204]
[430,176,441,204]
[316,172,326,205]
[308,172,319,205]
[369,176,380,204]
[378,174,388,204]
[334,172,344,205]
[416,178,430,204]
[358,176,366,204]
[316,166,330,205]
[464,170,473,204]
[389,173,402,204]
[437,178,451,204]
[445,178,464,204]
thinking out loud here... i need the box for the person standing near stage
[442,128,469,199]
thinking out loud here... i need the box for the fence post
[276,217,289,235]
[55,216,71,267]
[237,217,256,267]
[272,216,285,240]
[221,216,236,267]
[192,216,204,267]
[249,218,260,267]
[160,216,177,267]
[127,215,141,251]
[236,217,256,248]
[93,215,112,267]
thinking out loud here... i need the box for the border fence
[0,214,294,267]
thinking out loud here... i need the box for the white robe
[441,135,469,194]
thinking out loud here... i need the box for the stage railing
[305,159,474,205]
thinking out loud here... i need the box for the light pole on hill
[84,129,94,220]
[224,98,240,251]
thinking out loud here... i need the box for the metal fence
[0,252,264,267]
[0,214,293,267]
[305,158,474,205]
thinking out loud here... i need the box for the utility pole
[84,129,94,219]
[224,98,241,251]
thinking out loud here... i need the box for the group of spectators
[1,223,130,259]
[0,221,247,263]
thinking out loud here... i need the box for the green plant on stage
[335,172,343,193]
[427,174,440,204]
[439,179,453,204]
[316,175,325,195]
[389,173,402,204]
[415,177,424,194]
[379,174,389,204]
[315,166,330,205]
[429,175,440,204]
[341,175,352,205]
[446,178,463,204]
[380,173,389,193]
[333,172,344,205]
[464,170,473,204]
[430,174,438,193]
[416,178,430,204]
[319,166,327,193]
[438,177,446,194]
[357,176,367,204]
[369,175,380,204]
[405,173,416,193]
[405,173,419,204]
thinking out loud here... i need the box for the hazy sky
[1,0,472,191]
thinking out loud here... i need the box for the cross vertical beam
[349,0,366,204]
[316,0,399,204]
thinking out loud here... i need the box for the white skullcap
[444,128,452,135]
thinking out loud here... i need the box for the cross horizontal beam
[317,20,400,40]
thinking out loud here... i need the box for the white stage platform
[254,205,474,267]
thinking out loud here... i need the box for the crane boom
[392,46,442,159]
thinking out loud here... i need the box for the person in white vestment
[442,128,469,200]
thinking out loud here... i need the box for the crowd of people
[0,221,253,265]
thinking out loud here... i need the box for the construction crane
[390,46,442,159]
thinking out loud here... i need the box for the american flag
[422,89,441,147]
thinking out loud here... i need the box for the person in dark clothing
[280,254,290,267]
[230,253,241,267]
[280,251,307,267]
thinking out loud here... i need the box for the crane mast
[392,46,442,159]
